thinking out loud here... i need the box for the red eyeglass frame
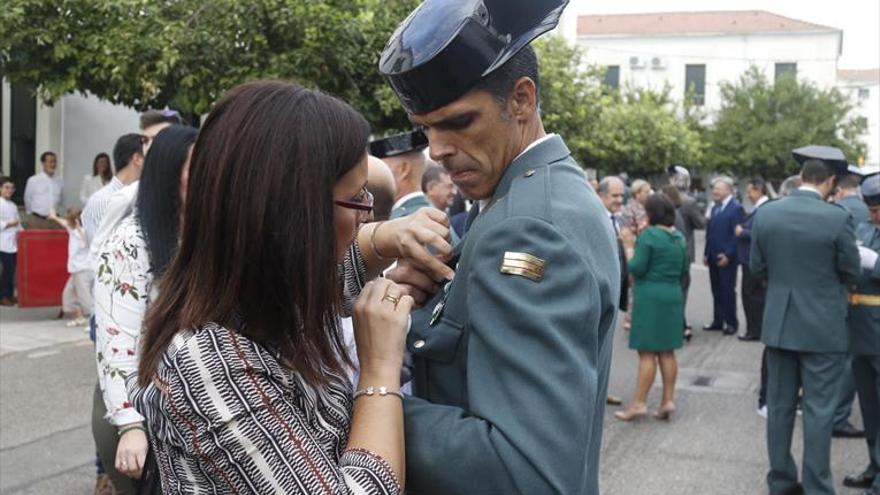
[334,188,374,212]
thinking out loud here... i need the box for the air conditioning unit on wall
[651,57,667,70]
[629,56,646,69]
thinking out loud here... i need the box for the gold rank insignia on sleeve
[500,252,546,282]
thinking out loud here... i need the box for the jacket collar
[489,134,571,204]
[789,188,825,200]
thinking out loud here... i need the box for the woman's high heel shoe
[614,405,648,422]
[653,402,676,420]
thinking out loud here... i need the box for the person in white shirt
[81,134,145,245]
[47,208,93,326]
[85,109,181,495]
[79,152,113,205]
[23,151,63,229]
[0,177,23,305]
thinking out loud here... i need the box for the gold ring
[382,294,400,305]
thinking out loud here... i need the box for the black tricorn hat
[369,130,429,159]
[792,145,849,175]
[379,0,569,115]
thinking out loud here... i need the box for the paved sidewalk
[0,306,90,357]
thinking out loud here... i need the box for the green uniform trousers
[853,355,880,491]
[766,348,847,495]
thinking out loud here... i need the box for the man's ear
[399,160,412,181]
[510,77,538,122]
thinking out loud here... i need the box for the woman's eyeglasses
[334,188,374,219]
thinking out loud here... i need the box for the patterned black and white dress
[130,244,400,494]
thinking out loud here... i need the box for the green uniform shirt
[403,135,620,494]
[838,194,871,225]
[849,222,880,355]
[750,189,861,353]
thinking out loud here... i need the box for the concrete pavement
[0,233,871,494]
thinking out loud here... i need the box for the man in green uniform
[370,130,432,220]
[831,167,872,438]
[843,172,880,495]
[380,1,620,493]
[750,147,862,495]
[837,168,872,224]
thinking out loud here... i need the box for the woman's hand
[372,208,455,281]
[353,279,414,381]
[115,425,149,479]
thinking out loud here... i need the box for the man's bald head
[367,156,397,221]
[384,150,427,200]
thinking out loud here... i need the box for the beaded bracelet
[117,424,147,437]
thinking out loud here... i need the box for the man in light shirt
[23,151,63,229]
[83,109,180,246]
[81,134,145,244]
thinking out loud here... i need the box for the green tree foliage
[589,87,704,177]
[534,36,703,177]
[532,35,606,168]
[706,67,867,180]
[0,0,419,130]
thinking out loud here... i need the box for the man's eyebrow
[415,111,478,129]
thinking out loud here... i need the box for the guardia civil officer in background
[750,145,862,495]
[843,171,880,495]
[381,0,620,493]
[371,130,432,219]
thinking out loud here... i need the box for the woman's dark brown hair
[645,193,677,227]
[139,80,370,386]
[93,153,112,182]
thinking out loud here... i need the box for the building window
[603,65,620,90]
[685,64,706,106]
[858,88,870,101]
[775,63,797,82]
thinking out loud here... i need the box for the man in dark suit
[735,177,770,341]
[599,176,629,312]
[598,175,629,406]
[751,156,861,495]
[704,176,745,335]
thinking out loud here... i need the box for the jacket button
[413,339,426,349]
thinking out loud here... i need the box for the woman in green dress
[615,193,690,421]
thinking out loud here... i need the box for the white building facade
[837,69,880,167]
[1,78,141,209]
[567,11,877,165]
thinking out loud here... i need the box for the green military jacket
[750,189,861,353]
[389,192,461,245]
[838,194,871,225]
[849,222,880,355]
[390,193,431,219]
[403,136,620,494]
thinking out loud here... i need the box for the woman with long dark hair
[93,125,198,493]
[132,80,451,494]
[80,152,113,204]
